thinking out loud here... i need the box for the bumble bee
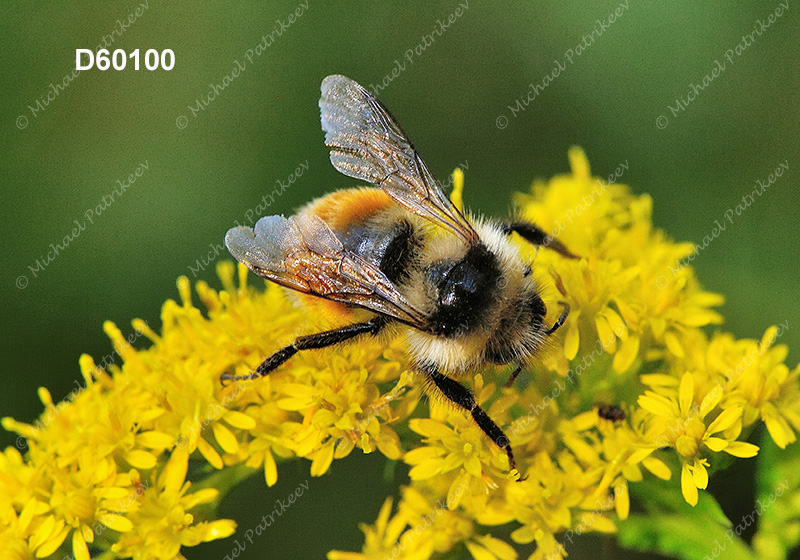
[224,75,577,477]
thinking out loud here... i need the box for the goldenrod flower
[405,375,513,490]
[3,149,798,559]
[111,448,236,560]
[636,371,758,505]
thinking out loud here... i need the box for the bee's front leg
[502,221,579,260]
[422,367,526,481]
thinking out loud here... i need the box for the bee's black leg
[424,368,526,480]
[504,364,524,388]
[221,316,388,383]
[547,301,570,335]
[502,221,579,259]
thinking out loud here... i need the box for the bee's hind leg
[221,316,388,383]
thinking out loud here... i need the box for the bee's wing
[225,214,429,328]
[320,74,479,245]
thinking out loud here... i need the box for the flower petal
[310,441,335,477]
[223,410,257,430]
[679,372,694,415]
[723,441,759,458]
[703,437,728,452]
[681,463,698,506]
[762,404,794,449]
[692,462,708,490]
[706,407,742,435]
[664,331,685,358]
[615,481,630,520]
[564,320,580,361]
[197,437,223,470]
[124,449,157,470]
[474,534,517,560]
[264,449,278,487]
[100,513,134,532]
[642,457,672,480]
[73,529,90,560]
[136,431,176,449]
[596,315,617,353]
[613,335,639,373]
[212,423,239,455]
[162,446,189,494]
[698,388,723,419]
[408,458,443,480]
[638,393,676,418]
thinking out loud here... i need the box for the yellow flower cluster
[1,258,420,559]
[329,149,799,559]
[2,148,797,560]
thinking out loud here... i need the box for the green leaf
[619,477,755,560]
[631,473,731,524]
[190,462,258,518]
[620,514,754,560]
[751,433,800,560]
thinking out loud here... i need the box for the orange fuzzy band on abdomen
[299,187,394,232]
[291,187,398,325]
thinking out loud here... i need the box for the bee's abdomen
[341,218,419,284]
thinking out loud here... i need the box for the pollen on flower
[2,151,798,560]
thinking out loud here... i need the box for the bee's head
[425,244,500,338]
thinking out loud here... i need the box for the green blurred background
[2,1,798,558]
